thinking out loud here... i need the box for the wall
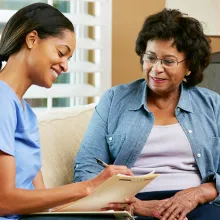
[112,0,220,86]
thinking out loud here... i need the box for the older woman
[74,8,220,220]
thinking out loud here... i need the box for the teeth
[52,70,58,79]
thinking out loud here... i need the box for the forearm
[196,182,218,204]
[32,171,46,189]
[0,181,91,216]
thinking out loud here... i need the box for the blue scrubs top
[0,81,41,219]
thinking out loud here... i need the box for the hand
[89,165,133,189]
[130,197,168,217]
[104,197,184,220]
[154,187,201,220]
[101,197,136,215]
[130,198,186,220]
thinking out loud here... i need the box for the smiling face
[26,29,76,88]
[143,39,189,96]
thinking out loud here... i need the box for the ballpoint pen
[94,157,109,168]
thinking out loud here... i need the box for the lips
[151,77,167,82]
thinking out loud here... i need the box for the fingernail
[154,212,159,217]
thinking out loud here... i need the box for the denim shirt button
[188,129,193,134]
[177,107,180,111]
[197,153,201,158]
[109,137,113,141]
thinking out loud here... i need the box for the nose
[152,60,164,73]
[60,59,68,73]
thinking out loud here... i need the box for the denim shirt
[74,79,220,205]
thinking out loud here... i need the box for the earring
[185,71,191,77]
[29,45,32,49]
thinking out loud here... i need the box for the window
[0,0,112,113]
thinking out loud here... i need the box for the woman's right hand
[88,165,133,189]
[129,198,187,220]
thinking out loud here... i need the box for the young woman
[0,3,133,219]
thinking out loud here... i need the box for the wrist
[195,186,206,205]
[82,180,94,197]
[196,183,218,205]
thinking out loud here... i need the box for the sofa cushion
[37,104,95,188]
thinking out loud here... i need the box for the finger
[166,207,182,220]
[154,200,173,217]
[106,165,134,176]
[108,203,128,210]
[124,197,136,204]
[177,210,188,220]
[126,204,134,215]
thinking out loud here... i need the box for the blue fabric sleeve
[0,98,17,156]
[211,94,220,205]
[74,89,113,182]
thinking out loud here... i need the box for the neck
[147,87,180,110]
[0,54,32,101]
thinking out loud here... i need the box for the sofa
[37,104,95,188]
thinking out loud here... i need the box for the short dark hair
[0,3,74,69]
[135,8,211,86]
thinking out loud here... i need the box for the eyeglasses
[142,53,186,68]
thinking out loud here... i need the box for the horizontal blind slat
[65,13,105,26]
[76,38,102,49]
[68,61,102,72]
[0,10,106,26]
[24,84,100,98]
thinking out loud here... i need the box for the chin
[44,83,53,89]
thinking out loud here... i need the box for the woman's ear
[183,69,191,82]
[25,30,38,49]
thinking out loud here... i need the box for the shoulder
[188,86,220,113]
[0,81,22,124]
[189,86,220,103]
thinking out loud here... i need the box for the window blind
[0,0,112,113]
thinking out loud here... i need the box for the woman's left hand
[154,187,201,220]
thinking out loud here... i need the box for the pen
[94,157,108,168]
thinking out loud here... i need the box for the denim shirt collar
[129,80,193,114]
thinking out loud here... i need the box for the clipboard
[52,170,158,212]
[26,210,134,219]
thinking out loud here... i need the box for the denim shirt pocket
[106,133,126,159]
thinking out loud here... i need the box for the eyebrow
[145,51,177,58]
[60,45,72,59]
[64,45,71,53]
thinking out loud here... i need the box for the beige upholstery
[37,104,95,188]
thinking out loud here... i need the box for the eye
[163,59,176,65]
[146,55,156,60]
[58,50,64,57]
[144,55,157,62]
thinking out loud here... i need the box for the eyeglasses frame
[142,53,186,68]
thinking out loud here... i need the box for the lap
[20,215,118,220]
[136,191,220,220]
[187,202,220,220]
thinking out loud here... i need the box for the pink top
[131,123,202,192]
